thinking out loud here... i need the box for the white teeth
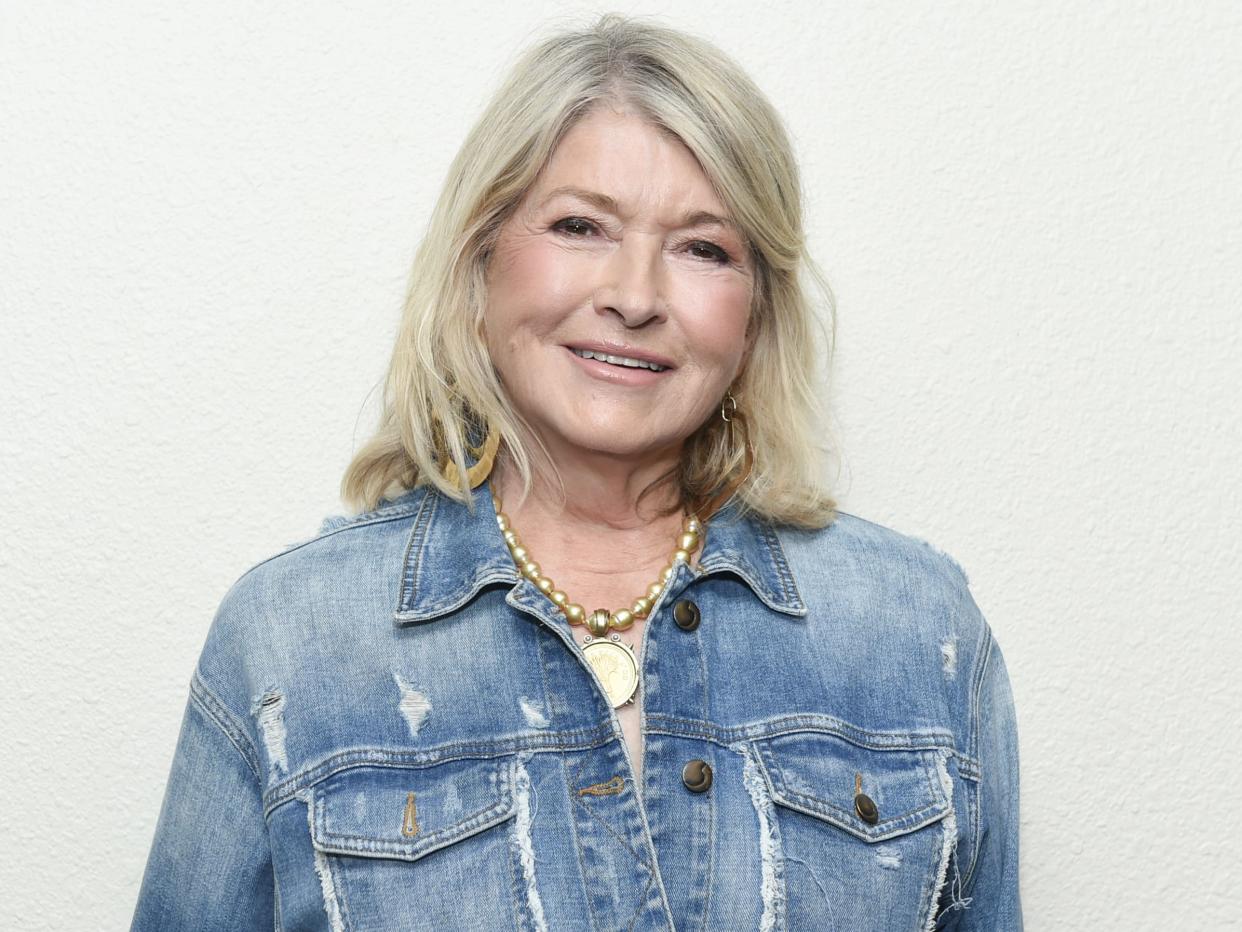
[571,348,667,371]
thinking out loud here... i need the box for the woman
[133,14,1020,931]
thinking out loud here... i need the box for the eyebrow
[537,185,741,234]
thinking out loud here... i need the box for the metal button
[672,599,700,631]
[854,792,879,824]
[681,759,713,793]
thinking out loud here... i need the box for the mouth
[568,347,675,372]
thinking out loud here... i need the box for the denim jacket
[132,480,1021,931]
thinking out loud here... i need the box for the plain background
[3,2,1239,929]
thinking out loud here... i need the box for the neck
[487,437,688,592]
[491,437,683,531]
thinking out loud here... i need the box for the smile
[569,348,669,372]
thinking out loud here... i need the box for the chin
[552,416,677,460]
[571,432,666,459]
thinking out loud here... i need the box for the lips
[563,345,670,385]
[563,341,675,371]
[569,348,668,371]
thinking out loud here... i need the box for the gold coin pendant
[582,636,639,708]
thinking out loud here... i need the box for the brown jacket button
[855,792,879,824]
[673,599,700,631]
[681,759,713,792]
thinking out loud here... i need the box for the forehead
[528,107,730,220]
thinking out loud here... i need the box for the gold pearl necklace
[491,490,702,708]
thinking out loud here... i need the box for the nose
[592,236,668,327]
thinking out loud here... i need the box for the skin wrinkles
[532,184,747,263]
[483,103,755,609]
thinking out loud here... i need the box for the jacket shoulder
[794,511,968,576]
[776,509,985,643]
[191,488,430,719]
[779,508,970,577]
[233,484,432,586]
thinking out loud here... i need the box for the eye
[552,217,597,237]
[686,240,731,264]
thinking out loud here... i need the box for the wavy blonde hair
[342,13,839,528]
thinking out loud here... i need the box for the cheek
[483,236,593,406]
[486,238,588,334]
[674,276,753,370]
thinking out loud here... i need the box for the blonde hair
[342,13,839,528]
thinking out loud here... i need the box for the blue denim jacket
[132,480,1021,931]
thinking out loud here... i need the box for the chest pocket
[306,756,524,929]
[751,731,956,931]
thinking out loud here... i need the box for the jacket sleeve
[131,672,275,931]
[955,628,1022,930]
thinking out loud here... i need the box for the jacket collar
[392,479,807,624]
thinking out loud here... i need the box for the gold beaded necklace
[491,490,702,708]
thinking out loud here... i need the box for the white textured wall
[3,2,1239,929]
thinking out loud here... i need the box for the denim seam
[566,734,663,927]
[963,769,985,895]
[397,487,437,611]
[570,789,660,930]
[769,788,949,842]
[761,522,807,611]
[410,489,439,605]
[261,729,615,815]
[567,740,593,793]
[756,747,951,844]
[232,497,425,589]
[695,550,803,616]
[536,630,605,929]
[649,720,981,781]
[697,741,718,932]
[564,736,653,869]
[313,796,514,859]
[645,712,960,754]
[691,618,718,931]
[960,631,996,892]
[956,756,982,782]
[922,752,939,814]
[273,866,283,932]
[966,622,994,767]
[624,861,658,932]
[395,568,520,620]
[190,671,262,779]
[561,751,603,932]
[569,790,654,873]
[319,496,425,535]
[562,733,654,924]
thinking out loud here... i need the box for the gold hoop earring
[698,397,754,520]
[442,423,501,490]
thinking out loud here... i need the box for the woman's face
[483,105,755,466]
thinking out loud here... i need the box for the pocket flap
[309,757,516,862]
[753,732,950,843]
